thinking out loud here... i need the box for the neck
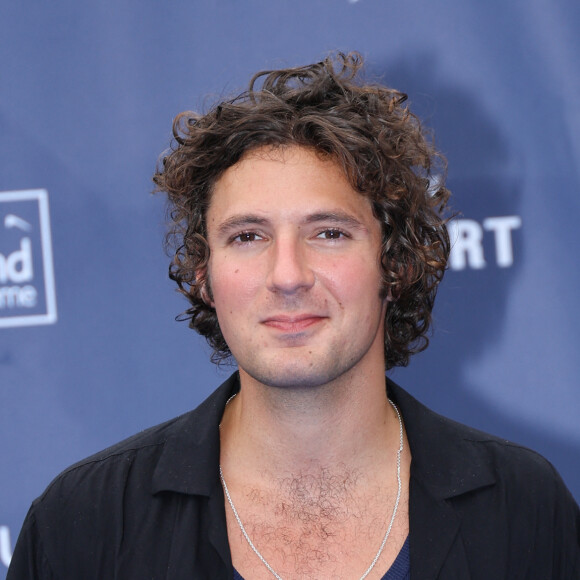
[220,366,400,481]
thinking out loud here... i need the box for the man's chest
[224,482,410,580]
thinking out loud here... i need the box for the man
[8,53,580,579]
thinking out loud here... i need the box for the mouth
[262,314,326,333]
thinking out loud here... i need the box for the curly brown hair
[153,52,450,369]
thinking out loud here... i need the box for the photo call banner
[1,1,579,575]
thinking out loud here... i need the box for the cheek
[209,261,260,313]
[322,259,383,303]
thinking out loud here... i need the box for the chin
[241,355,350,391]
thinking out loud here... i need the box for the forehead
[207,146,376,226]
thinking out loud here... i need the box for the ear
[380,277,395,303]
[197,269,215,307]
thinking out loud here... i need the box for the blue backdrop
[2,1,579,574]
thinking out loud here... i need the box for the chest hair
[227,467,406,578]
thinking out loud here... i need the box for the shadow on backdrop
[370,54,580,499]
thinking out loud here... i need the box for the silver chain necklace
[219,398,404,580]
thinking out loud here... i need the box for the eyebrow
[215,215,269,237]
[215,211,368,237]
[303,211,367,230]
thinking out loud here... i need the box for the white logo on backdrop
[0,526,11,568]
[448,216,522,270]
[0,189,57,327]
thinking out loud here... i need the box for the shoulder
[34,372,238,505]
[389,381,580,575]
[36,411,186,502]
[8,375,239,578]
[22,410,193,551]
[388,378,578,505]
[28,372,238,521]
[7,413,193,579]
[447,417,573,504]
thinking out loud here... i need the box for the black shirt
[7,373,580,579]
[232,536,410,579]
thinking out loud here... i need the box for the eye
[231,231,263,244]
[316,228,347,240]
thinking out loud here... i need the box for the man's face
[206,146,387,390]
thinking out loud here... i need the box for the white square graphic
[0,189,57,327]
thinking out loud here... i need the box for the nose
[266,236,315,294]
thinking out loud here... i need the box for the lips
[262,314,325,333]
